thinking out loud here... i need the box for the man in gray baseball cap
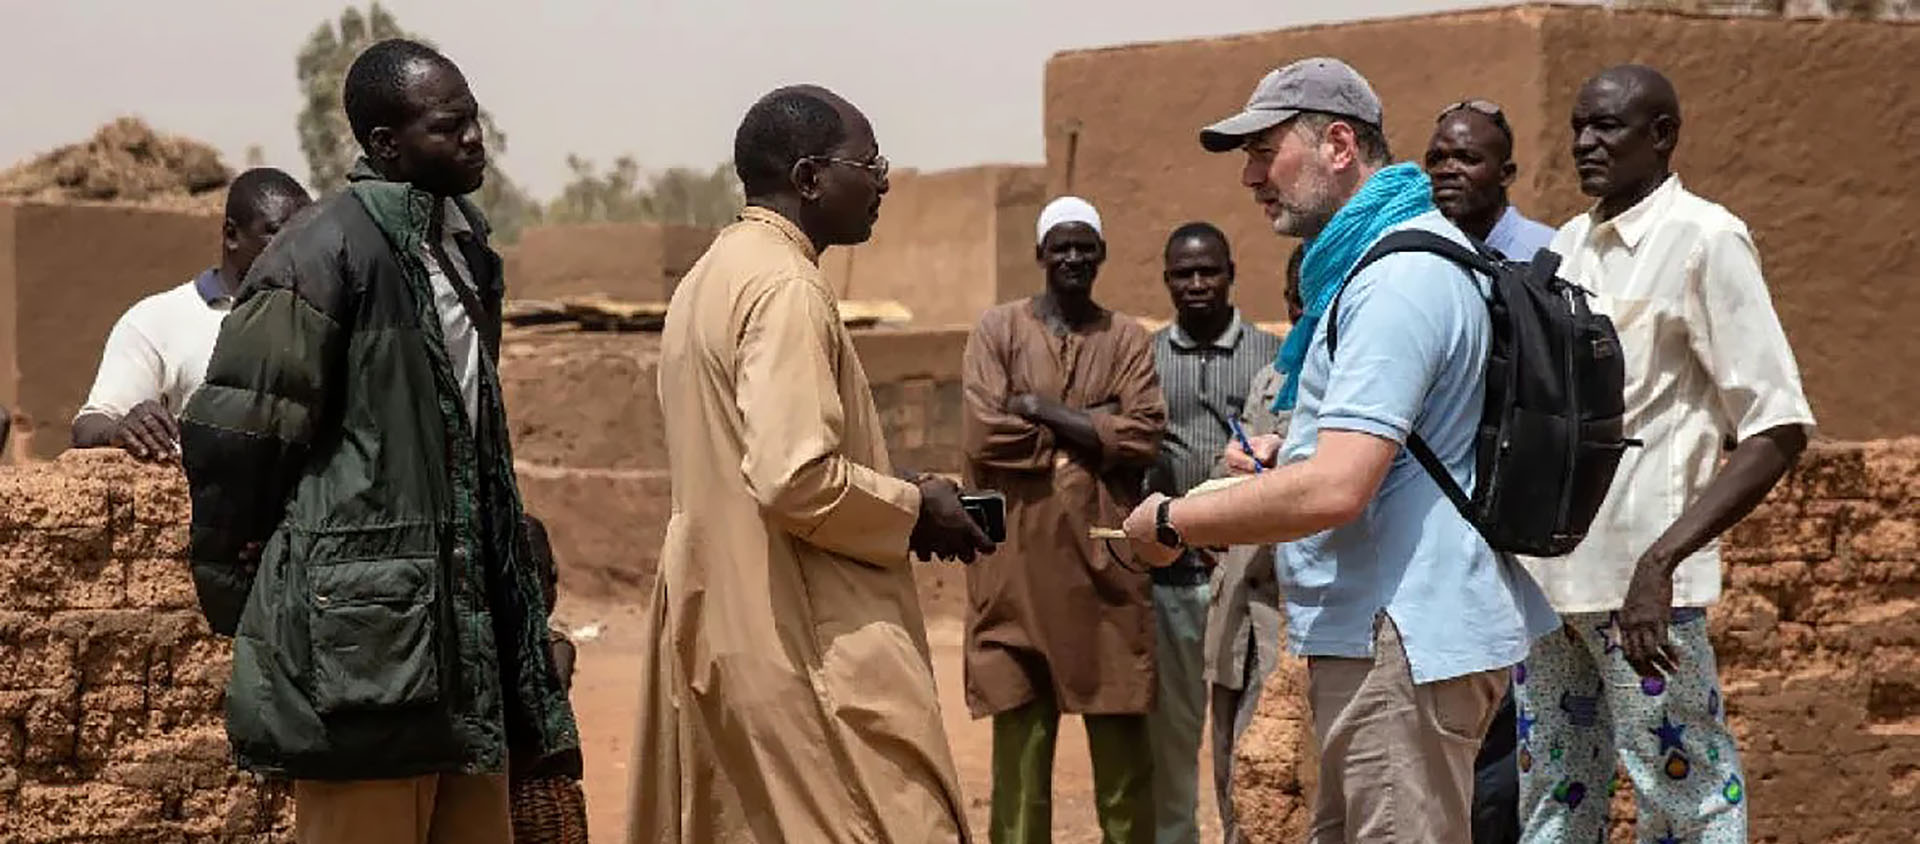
[1199,57,1384,153]
[1121,56,1561,844]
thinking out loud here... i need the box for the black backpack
[1327,229,1633,557]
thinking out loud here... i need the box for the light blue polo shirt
[1276,210,1559,683]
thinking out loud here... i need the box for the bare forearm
[71,413,118,448]
[1640,423,1808,573]
[1168,457,1364,547]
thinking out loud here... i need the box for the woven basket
[509,775,589,844]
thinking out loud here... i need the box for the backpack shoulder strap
[1327,229,1501,356]
[1406,433,1476,526]
[1323,229,1495,538]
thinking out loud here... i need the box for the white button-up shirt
[1522,175,1814,613]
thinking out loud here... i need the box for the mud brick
[74,630,157,688]
[13,781,164,835]
[1794,444,1871,501]
[0,552,126,611]
[60,611,197,686]
[126,471,191,526]
[1724,507,1834,563]
[75,685,147,762]
[0,621,78,692]
[0,523,116,575]
[1847,506,1920,562]
[112,520,191,560]
[1,688,78,764]
[150,686,224,733]
[0,473,113,531]
[125,558,199,611]
[1861,441,1920,503]
[167,637,231,688]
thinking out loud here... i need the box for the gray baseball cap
[1199,57,1384,153]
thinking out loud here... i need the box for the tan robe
[961,300,1166,718]
[627,207,969,843]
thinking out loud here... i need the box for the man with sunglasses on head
[1422,97,1555,844]
[1425,99,1555,263]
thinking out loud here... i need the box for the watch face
[1156,525,1181,547]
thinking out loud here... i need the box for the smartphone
[958,491,1007,544]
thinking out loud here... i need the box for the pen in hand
[1227,415,1266,474]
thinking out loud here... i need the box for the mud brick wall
[503,222,716,303]
[1044,4,1920,439]
[0,450,291,842]
[1232,438,1920,844]
[499,326,970,604]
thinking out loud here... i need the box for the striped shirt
[1148,311,1283,497]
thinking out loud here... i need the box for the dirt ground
[555,595,1221,843]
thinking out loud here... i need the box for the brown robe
[627,207,969,843]
[960,299,1167,718]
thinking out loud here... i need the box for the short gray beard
[1269,153,1343,240]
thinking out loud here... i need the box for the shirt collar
[440,198,472,237]
[1487,205,1525,247]
[1168,309,1245,351]
[738,205,820,264]
[1588,173,1680,251]
[193,267,235,309]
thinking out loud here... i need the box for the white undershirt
[423,199,481,431]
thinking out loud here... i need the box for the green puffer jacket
[180,162,579,780]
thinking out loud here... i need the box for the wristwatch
[1154,497,1183,548]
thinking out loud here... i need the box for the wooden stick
[1087,527,1128,540]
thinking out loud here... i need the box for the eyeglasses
[1437,99,1515,144]
[806,153,890,181]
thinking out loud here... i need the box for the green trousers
[990,687,1153,844]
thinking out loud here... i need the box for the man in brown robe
[962,196,1167,844]
[627,85,993,844]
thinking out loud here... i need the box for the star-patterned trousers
[1514,609,1747,844]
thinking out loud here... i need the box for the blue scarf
[1272,162,1434,411]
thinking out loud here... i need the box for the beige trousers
[1306,617,1507,844]
[294,773,511,844]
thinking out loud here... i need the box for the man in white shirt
[72,168,311,459]
[1517,65,1813,844]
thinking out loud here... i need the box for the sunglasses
[1437,99,1515,144]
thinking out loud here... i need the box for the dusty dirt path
[557,597,1220,843]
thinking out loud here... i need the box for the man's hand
[1222,433,1282,476]
[909,476,996,564]
[110,401,180,462]
[1618,553,1680,678]
[1008,393,1048,420]
[1122,493,1183,568]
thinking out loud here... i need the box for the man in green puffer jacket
[180,38,578,844]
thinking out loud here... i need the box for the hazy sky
[1,0,1555,199]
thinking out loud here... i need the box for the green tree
[295,2,541,240]
[545,157,742,228]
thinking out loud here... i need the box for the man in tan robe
[963,196,1167,844]
[628,85,993,844]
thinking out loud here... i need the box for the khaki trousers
[295,773,511,844]
[1307,617,1507,844]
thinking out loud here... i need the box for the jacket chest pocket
[308,556,442,713]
